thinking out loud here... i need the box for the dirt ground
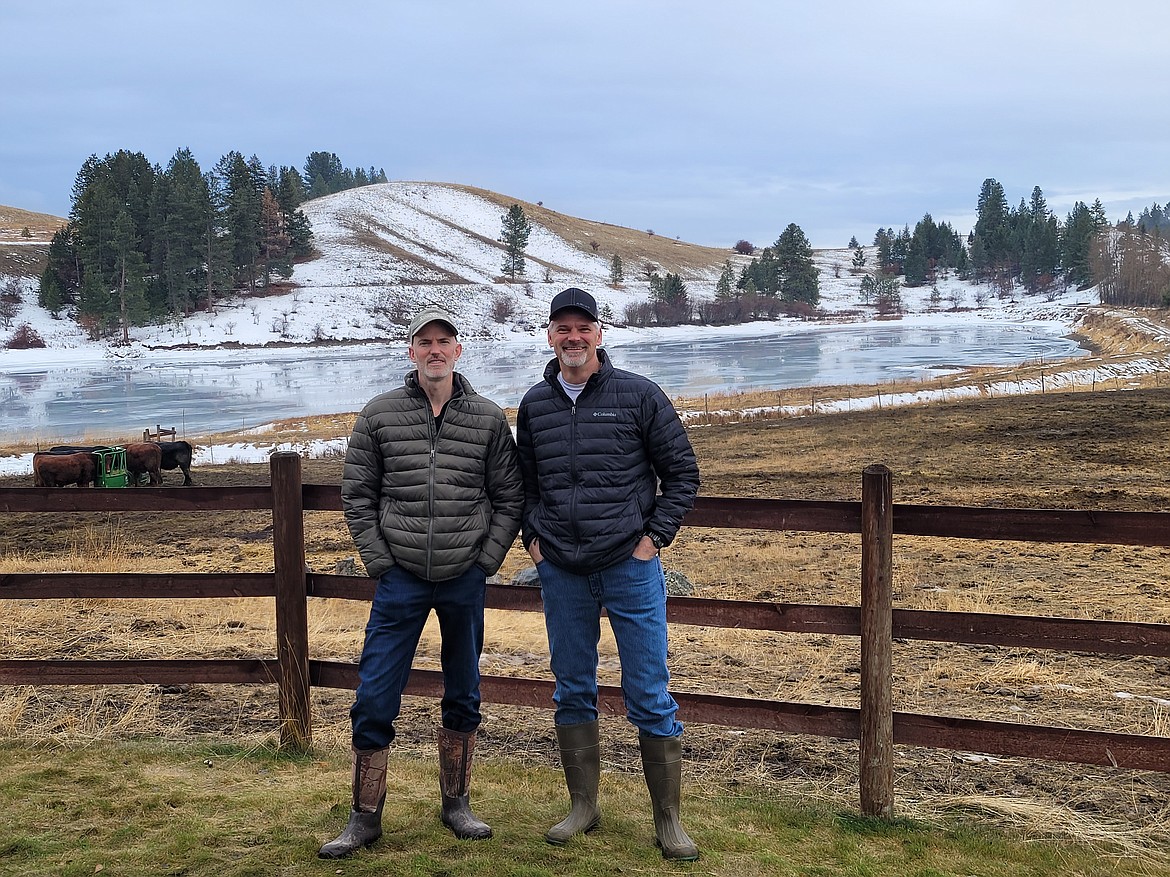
[3,386,1170,852]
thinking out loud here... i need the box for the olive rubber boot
[545,719,602,845]
[318,746,389,859]
[638,734,699,861]
[436,727,492,840]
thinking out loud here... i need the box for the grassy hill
[0,204,64,278]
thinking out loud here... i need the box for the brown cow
[33,452,99,487]
[124,442,163,486]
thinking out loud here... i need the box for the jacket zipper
[426,410,437,580]
[569,400,579,567]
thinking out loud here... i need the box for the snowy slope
[0,181,1101,363]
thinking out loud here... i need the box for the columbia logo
[592,411,618,418]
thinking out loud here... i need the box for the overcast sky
[3,1,1168,249]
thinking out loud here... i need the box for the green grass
[0,739,1163,877]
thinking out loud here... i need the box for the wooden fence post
[860,464,894,819]
[271,452,312,751]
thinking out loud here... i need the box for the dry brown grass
[3,312,1170,847]
[0,204,65,241]
[451,183,744,278]
[0,204,64,277]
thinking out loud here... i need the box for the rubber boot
[639,734,699,861]
[545,719,602,845]
[436,727,492,839]
[318,745,388,859]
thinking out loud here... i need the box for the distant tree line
[623,223,821,328]
[871,217,968,288]
[303,151,388,198]
[38,148,384,341]
[863,178,1170,307]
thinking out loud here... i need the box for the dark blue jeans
[350,564,486,750]
[538,554,682,737]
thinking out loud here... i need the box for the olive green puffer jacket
[341,371,523,582]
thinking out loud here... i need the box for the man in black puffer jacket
[319,306,523,859]
[517,288,701,861]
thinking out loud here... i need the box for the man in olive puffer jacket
[319,306,523,859]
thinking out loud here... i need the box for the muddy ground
[3,388,1170,849]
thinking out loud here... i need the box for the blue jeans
[538,554,682,737]
[350,564,486,750]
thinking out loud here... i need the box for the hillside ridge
[0,182,1111,364]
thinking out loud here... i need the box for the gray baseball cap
[407,306,459,340]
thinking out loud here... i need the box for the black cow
[153,440,194,485]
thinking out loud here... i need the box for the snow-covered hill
[0,180,1101,362]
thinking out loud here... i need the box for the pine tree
[303,151,344,195]
[773,223,820,305]
[112,209,148,342]
[285,208,314,258]
[72,155,142,282]
[154,148,214,313]
[1062,201,1097,289]
[275,167,306,212]
[753,248,781,295]
[38,266,64,311]
[903,235,928,287]
[1090,199,1109,229]
[500,203,531,279]
[972,178,1011,281]
[859,273,875,305]
[715,260,735,299]
[42,225,79,305]
[1020,186,1060,293]
[274,167,313,258]
[651,272,689,324]
[873,227,894,273]
[77,269,113,337]
[215,151,265,291]
[609,253,624,285]
[259,188,292,285]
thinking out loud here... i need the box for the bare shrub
[733,240,755,255]
[6,323,46,349]
[780,301,820,320]
[491,293,516,323]
[623,301,655,327]
[0,298,18,329]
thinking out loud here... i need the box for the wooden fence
[2,451,1169,819]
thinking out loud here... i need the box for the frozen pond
[0,320,1083,440]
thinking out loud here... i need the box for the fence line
[3,451,1169,817]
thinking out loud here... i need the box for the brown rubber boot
[318,746,389,859]
[639,734,699,861]
[545,719,602,845]
[436,727,492,840]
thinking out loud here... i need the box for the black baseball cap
[548,287,599,322]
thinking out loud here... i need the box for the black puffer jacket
[342,371,523,582]
[516,349,699,574]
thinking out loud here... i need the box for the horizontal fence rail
[2,451,1169,818]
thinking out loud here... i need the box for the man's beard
[558,347,589,368]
